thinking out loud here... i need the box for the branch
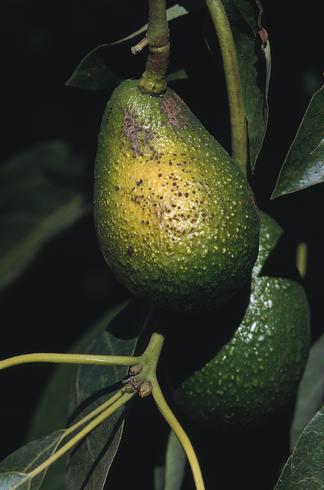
[206,0,248,175]
[27,391,135,480]
[0,352,139,370]
[151,376,205,490]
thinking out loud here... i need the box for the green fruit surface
[174,213,311,426]
[94,80,259,311]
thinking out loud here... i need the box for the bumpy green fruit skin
[94,80,260,311]
[174,213,310,426]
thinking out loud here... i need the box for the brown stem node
[138,0,170,95]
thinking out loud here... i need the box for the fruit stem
[0,352,140,370]
[206,0,248,175]
[138,0,170,95]
[151,374,206,490]
[27,391,135,481]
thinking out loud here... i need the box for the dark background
[0,0,322,488]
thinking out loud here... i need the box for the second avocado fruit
[173,213,310,427]
[94,80,260,311]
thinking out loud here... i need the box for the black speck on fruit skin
[127,246,134,257]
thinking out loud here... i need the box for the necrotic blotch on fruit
[160,92,189,129]
[123,109,153,154]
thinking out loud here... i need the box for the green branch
[138,0,170,95]
[206,0,248,175]
[65,389,125,436]
[1,331,206,490]
[27,390,134,481]
[138,333,205,489]
[152,375,205,490]
[0,352,139,370]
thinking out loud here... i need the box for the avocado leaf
[26,301,129,441]
[164,430,186,490]
[290,333,324,450]
[0,142,89,292]
[66,44,121,91]
[0,430,67,490]
[24,301,129,490]
[275,407,324,489]
[272,85,324,198]
[66,301,150,490]
[153,430,186,490]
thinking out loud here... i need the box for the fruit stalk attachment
[138,0,170,95]
[206,0,248,174]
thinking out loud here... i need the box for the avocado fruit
[94,80,260,311]
[172,213,310,427]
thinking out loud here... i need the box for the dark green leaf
[65,44,121,91]
[164,431,186,490]
[154,467,165,490]
[290,334,324,450]
[36,462,64,490]
[0,473,28,489]
[66,301,150,490]
[26,301,129,441]
[0,142,89,292]
[275,408,324,489]
[0,430,66,489]
[231,0,258,31]
[272,85,324,198]
[153,431,186,490]
[24,301,129,490]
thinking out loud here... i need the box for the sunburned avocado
[94,80,260,311]
[173,213,311,426]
